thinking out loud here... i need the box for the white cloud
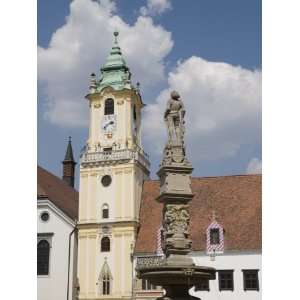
[246,158,262,174]
[143,56,262,162]
[140,0,172,16]
[38,0,261,169]
[38,0,173,127]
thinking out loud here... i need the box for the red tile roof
[37,165,79,220]
[135,174,261,254]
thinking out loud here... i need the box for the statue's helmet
[171,90,180,99]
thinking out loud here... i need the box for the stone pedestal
[157,162,193,258]
[137,158,216,299]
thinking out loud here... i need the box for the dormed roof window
[206,215,224,254]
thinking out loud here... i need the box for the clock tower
[77,31,150,300]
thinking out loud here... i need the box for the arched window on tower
[133,104,137,121]
[98,259,112,295]
[101,236,110,252]
[102,204,109,219]
[103,273,110,295]
[104,98,114,115]
[37,240,50,275]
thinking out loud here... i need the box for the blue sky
[38,0,261,187]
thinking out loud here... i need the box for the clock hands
[104,120,114,130]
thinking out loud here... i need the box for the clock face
[101,115,116,133]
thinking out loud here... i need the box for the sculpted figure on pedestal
[164,91,186,147]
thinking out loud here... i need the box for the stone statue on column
[164,91,185,147]
[162,91,190,166]
[137,90,215,300]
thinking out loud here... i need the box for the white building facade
[37,200,77,300]
[37,164,79,300]
[190,251,261,300]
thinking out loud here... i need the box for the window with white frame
[206,220,224,254]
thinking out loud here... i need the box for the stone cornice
[77,220,139,230]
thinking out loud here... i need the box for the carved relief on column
[162,204,192,254]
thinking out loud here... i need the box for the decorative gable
[206,212,224,254]
[99,259,113,279]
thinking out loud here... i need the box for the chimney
[62,136,76,187]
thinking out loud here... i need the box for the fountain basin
[137,264,215,286]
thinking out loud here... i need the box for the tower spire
[89,31,132,94]
[62,136,76,187]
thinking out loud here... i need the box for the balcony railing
[80,148,150,170]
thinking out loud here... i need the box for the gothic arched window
[103,274,110,295]
[104,98,114,115]
[102,204,109,219]
[37,240,50,275]
[101,237,110,252]
[98,260,112,295]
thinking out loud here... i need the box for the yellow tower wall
[77,89,148,300]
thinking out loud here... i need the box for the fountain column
[137,91,215,300]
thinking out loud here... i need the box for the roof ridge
[37,165,79,220]
[38,165,78,192]
[191,174,262,180]
[144,173,261,183]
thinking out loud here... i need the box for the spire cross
[113,30,119,44]
[68,136,72,142]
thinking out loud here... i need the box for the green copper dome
[95,31,133,92]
